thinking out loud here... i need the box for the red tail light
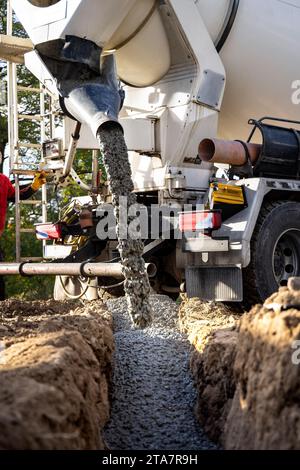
[179,210,222,233]
[35,223,62,240]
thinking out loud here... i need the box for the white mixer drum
[196,0,300,140]
[13,0,171,87]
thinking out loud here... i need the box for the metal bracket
[182,236,229,254]
[196,69,225,109]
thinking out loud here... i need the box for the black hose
[216,0,240,53]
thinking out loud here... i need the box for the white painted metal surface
[44,244,73,260]
[218,0,300,141]
[63,117,156,153]
[25,51,58,95]
[195,0,231,44]
[14,0,300,192]
[12,0,171,87]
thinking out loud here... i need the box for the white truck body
[11,0,300,303]
[13,0,300,154]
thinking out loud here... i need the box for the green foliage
[0,1,55,299]
[0,1,107,300]
[0,0,27,37]
[59,148,106,208]
[0,112,7,141]
[1,204,55,299]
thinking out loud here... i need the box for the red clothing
[0,174,15,235]
[0,174,34,236]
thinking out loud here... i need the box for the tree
[0,1,55,298]
[0,1,105,299]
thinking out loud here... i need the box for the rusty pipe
[198,138,262,166]
[0,262,157,278]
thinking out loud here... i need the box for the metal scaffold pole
[6,0,21,261]
[40,86,48,255]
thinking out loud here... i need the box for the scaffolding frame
[2,1,100,264]
[5,0,53,262]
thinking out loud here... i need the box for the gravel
[104,295,217,451]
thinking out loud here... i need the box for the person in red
[0,171,46,299]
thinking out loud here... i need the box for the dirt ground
[179,296,241,353]
[181,287,300,449]
[2,287,300,451]
[179,297,241,442]
[0,299,114,450]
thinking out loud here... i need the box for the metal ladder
[6,0,55,262]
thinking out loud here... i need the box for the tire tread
[243,200,293,306]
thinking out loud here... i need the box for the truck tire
[244,200,300,305]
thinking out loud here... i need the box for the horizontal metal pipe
[198,138,262,166]
[0,262,157,278]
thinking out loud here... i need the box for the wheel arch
[239,179,300,268]
[243,198,300,305]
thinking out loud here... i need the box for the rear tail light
[35,223,62,240]
[179,210,222,233]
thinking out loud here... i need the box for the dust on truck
[6,0,300,304]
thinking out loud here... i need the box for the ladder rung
[20,228,36,234]
[18,114,43,121]
[20,257,44,262]
[18,142,42,149]
[41,111,61,117]
[19,200,43,205]
[12,169,38,176]
[17,86,42,94]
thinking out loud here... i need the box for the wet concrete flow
[98,126,152,328]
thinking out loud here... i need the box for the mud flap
[185,266,243,302]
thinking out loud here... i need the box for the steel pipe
[63,121,81,177]
[0,262,157,278]
[198,138,262,166]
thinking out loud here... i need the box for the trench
[0,296,218,450]
[104,295,217,450]
[98,127,215,449]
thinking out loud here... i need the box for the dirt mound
[225,287,300,450]
[191,328,238,442]
[179,297,240,442]
[185,283,300,449]
[0,300,114,450]
[0,299,78,344]
[179,296,240,352]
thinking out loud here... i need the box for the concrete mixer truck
[4,0,300,306]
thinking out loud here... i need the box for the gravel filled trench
[104,295,217,451]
